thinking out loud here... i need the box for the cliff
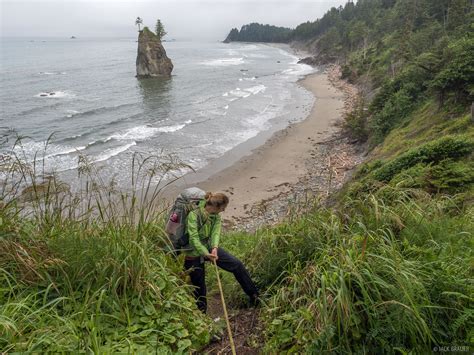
[136,27,173,78]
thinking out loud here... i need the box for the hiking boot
[249,294,260,307]
[211,333,222,343]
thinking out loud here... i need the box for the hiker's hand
[206,253,218,262]
[211,248,218,261]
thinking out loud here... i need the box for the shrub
[372,136,474,182]
[343,95,369,142]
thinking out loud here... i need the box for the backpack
[165,187,206,255]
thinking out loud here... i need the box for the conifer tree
[135,17,143,32]
[155,19,167,40]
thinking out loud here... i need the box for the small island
[136,27,173,78]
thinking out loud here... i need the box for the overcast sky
[1,0,347,40]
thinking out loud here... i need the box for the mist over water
[0,38,315,188]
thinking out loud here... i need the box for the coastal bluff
[136,27,173,78]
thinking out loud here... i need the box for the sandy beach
[167,65,364,230]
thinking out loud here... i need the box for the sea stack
[136,27,173,78]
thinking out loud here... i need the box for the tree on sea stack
[136,27,173,78]
[135,17,143,31]
[155,19,167,40]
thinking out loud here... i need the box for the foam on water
[93,142,136,163]
[245,85,266,95]
[9,140,87,173]
[229,89,251,98]
[158,123,186,133]
[38,71,67,75]
[201,57,245,66]
[44,145,86,159]
[65,110,80,118]
[105,125,160,142]
[247,53,268,58]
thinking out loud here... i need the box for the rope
[213,259,236,355]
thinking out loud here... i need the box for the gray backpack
[165,187,206,254]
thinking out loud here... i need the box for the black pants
[184,248,258,313]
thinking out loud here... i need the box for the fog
[1,0,347,40]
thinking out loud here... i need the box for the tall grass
[220,186,473,353]
[0,138,212,353]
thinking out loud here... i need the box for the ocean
[0,38,315,189]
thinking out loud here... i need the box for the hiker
[184,192,259,313]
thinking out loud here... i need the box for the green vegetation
[155,19,167,40]
[0,150,213,352]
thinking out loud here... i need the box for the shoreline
[164,64,364,229]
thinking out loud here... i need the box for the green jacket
[185,201,221,257]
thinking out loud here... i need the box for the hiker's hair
[205,192,229,208]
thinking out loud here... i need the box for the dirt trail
[202,295,262,354]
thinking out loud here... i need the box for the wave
[38,71,67,75]
[157,123,186,133]
[105,122,188,143]
[93,142,136,163]
[226,85,266,100]
[201,57,245,66]
[239,76,257,82]
[67,102,139,119]
[225,49,239,56]
[281,62,315,78]
[44,145,86,159]
[229,89,251,98]
[105,125,160,142]
[9,140,86,169]
[245,84,266,95]
[65,110,81,118]
[247,53,268,59]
